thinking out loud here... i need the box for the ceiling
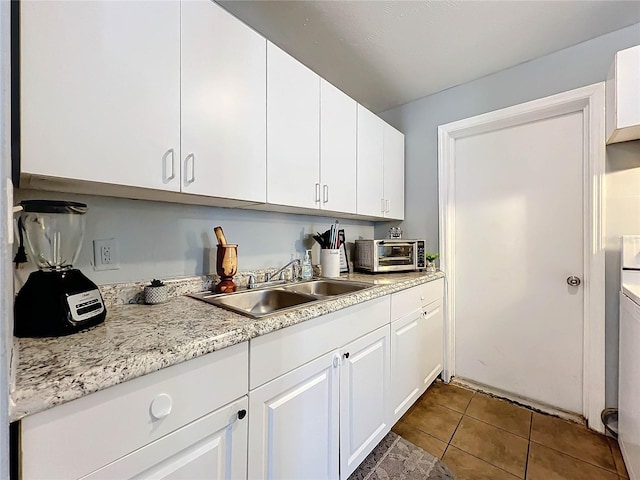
[218,0,640,113]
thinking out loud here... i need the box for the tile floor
[392,382,629,480]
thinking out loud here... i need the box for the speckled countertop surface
[10,271,444,422]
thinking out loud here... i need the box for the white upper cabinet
[356,106,385,217]
[20,2,405,220]
[356,106,405,219]
[20,0,181,192]
[383,123,405,220]
[181,0,266,202]
[266,42,321,209]
[320,80,357,214]
[606,45,640,144]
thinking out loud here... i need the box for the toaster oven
[355,239,426,273]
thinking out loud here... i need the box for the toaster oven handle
[378,242,415,247]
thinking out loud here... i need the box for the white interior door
[453,111,585,414]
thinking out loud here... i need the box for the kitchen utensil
[14,200,106,337]
[214,226,227,245]
[213,226,237,293]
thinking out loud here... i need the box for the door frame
[438,83,606,432]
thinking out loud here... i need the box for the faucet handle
[278,271,286,280]
[264,272,272,282]
[247,274,256,289]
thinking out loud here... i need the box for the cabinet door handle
[385,199,390,213]
[237,409,247,420]
[323,184,329,204]
[150,393,173,420]
[315,183,321,203]
[381,198,386,213]
[162,149,175,182]
[333,353,340,368]
[185,153,196,185]
[343,352,350,359]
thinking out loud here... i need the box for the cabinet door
[267,42,320,209]
[320,80,357,214]
[81,397,248,480]
[20,0,181,192]
[340,326,391,480]
[390,310,421,424]
[419,299,444,395]
[356,105,384,217]
[248,350,340,480]
[383,123,405,220]
[606,46,640,144]
[181,0,266,201]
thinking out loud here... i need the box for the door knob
[567,276,581,287]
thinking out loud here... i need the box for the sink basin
[193,289,318,319]
[282,279,373,297]
[190,279,374,319]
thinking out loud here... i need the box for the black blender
[14,200,106,337]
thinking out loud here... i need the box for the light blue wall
[377,22,640,245]
[379,23,640,408]
[13,189,375,287]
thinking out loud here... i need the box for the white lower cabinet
[82,396,248,480]
[19,280,444,480]
[248,297,391,480]
[390,310,422,422]
[419,299,444,393]
[339,326,390,480]
[21,343,249,480]
[390,280,445,423]
[248,350,340,480]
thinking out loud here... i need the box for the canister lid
[20,200,88,214]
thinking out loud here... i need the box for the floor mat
[348,431,456,480]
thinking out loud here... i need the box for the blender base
[14,269,107,337]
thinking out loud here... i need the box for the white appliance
[620,235,640,480]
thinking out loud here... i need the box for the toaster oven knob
[150,393,173,420]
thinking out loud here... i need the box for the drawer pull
[237,409,247,420]
[150,393,173,420]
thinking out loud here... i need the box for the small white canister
[320,249,340,278]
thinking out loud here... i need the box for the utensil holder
[320,249,340,278]
[215,244,238,293]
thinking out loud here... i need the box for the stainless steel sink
[191,289,318,318]
[282,279,373,297]
[189,279,374,319]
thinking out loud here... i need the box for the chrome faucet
[266,259,301,282]
[247,259,301,289]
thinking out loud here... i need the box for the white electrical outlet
[93,238,120,271]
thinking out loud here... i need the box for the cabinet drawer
[250,296,390,389]
[21,342,248,480]
[81,396,248,480]
[391,279,443,321]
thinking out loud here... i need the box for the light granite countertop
[10,271,444,422]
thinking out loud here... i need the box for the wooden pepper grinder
[214,226,238,293]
